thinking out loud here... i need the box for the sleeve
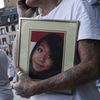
[73,0,100,41]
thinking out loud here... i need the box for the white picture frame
[17,17,79,94]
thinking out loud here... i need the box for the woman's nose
[39,53,46,62]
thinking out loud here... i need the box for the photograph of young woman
[29,33,64,79]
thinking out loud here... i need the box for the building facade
[4,0,16,8]
[0,7,18,55]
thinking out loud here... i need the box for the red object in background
[31,31,64,42]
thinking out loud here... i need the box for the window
[0,39,1,45]
[9,35,14,42]
[8,26,11,32]
[7,17,10,23]
[2,38,7,45]
[13,14,18,21]
[0,17,2,24]
[0,28,5,35]
[6,26,9,32]
[11,24,15,31]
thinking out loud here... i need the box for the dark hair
[29,33,64,79]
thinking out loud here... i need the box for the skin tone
[17,0,58,16]
[12,0,100,98]
[32,41,53,72]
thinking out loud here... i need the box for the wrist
[31,80,46,95]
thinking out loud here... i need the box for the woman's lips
[33,63,45,71]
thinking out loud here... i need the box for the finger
[16,70,30,81]
[12,82,20,89]
[12,75,18,83]
[17,71,25,80]
[14,85,29,98]
[12,72,24,88]
[14,88,24,96]
[11,75,19,89]
[15,92,29,98]
[15,89,30,98]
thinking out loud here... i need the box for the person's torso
[31,0,100,100]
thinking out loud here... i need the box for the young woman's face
[32,41,53,72]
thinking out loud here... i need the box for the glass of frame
[17,18,79,94]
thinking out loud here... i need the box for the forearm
[33,62,99,93]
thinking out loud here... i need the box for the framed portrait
[17,18,79,94]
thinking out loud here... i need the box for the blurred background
[0,0,30,99]
[0,0,18,55]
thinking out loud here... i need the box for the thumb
[17,71,27,81]
[12,75,19,83]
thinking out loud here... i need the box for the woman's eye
[37,47,43,52]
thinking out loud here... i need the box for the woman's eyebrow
[39,42,47,47]
[38,44,44,47]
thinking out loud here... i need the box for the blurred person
[7,55,15,81]
[0,51,13,100]
[5,49,15,81]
